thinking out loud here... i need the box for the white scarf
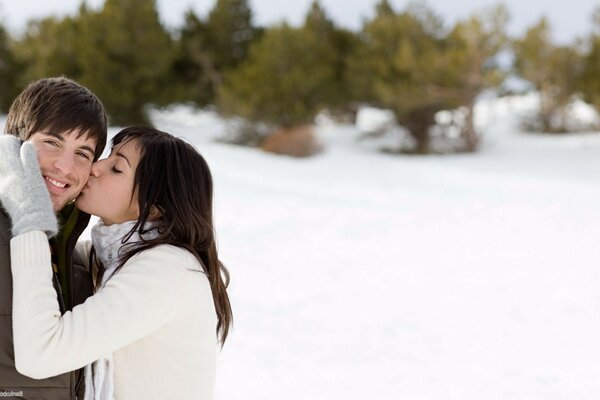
[84,220,159,400]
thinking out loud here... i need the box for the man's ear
[148,204,162,220]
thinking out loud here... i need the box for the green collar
[51,202,81,311]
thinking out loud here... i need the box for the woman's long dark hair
[92,126,232,344]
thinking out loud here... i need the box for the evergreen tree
[206,0,255,71]
[375,0,394,17]
[218,1,356,135]
[171,0,256,106]
[347,1,452,153]
[303,0,355,114]
[444,5,509,150]
[78,0,174,125]
[218,22,339,131]
[171,10,215,105]
[0,21,19,112]
[514,17,582,132]
[305,0,335,38]
[15,13,85,87]
[580,8,600,114]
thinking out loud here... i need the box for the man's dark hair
[4,77,108,160]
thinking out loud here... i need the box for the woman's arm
[11,230,192,379]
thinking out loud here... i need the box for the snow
[150,97,600,399]
[355,106,395,135]
[3,94,600,399]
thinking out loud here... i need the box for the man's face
[27,129,97,212]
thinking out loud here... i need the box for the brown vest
[0,207,94,400]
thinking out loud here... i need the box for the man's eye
[77,152,91,161]
[44,140,59,147]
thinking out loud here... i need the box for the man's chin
[51,187,85,211]
[51,196,70,212]
[52,202,66,213]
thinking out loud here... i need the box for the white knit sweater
[10,230,218,400]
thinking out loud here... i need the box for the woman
[0,127,232,400]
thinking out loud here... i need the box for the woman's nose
[90,159,106,177]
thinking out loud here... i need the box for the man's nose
[54,153,76,176]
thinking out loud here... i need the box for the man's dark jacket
[0,205,94,399]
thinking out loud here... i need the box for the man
[0,77,107,399]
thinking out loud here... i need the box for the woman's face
[76,139,141,225]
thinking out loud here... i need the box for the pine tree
[375,0,394,17]
[77,0,174,125]
[172,0,256,106]
[15,14,83,86]
[0,21,18,112]
[303,0,355,114]
[513,17,583,132]
[444,5,509,150]
[580,8,600,114]
[206,0,256,76]
[305,0,335,38]
[218,1,355,135]
[514,18,554,130]
[347,2,451,153]
[171,10,216,105]
[218,22,339,130]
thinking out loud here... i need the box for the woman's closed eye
[111,166,122,174]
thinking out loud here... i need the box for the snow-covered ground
[5,94,600,399]
[150,97,600,400]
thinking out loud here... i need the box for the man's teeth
[46,177,67,188]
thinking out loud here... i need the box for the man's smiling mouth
[44,176,70,189]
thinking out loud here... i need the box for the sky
[0,0,596,44]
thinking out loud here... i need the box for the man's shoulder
[0,207,11,245]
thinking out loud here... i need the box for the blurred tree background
[0,0,598,153]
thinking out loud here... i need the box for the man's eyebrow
[43,131,65,141]
[115,152,131,167]
[79,145,95,156]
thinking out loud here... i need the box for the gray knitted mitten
[0,135,58,238]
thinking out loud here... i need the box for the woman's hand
[0,135,57,238]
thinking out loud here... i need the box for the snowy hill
[3,94,600,399]
[148,97,600,399]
